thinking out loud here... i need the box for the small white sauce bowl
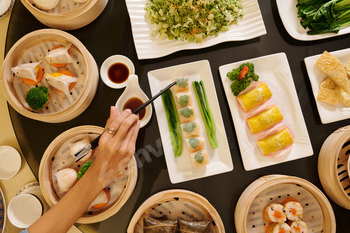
[0,0,15,19]
[0,145,21,180]
[100,55,135,89]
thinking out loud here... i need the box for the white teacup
[7,193,43,228]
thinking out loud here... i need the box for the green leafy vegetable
[188,137,200,149]
[194,151,204,164]
[226,62,259,96]
[144,0,244,43]
[25,86,49,110]
[77,162,93,180]
[161,89,182,157]
[192,81,217,149]
[180,106,194,118]
[297,0,350,35]
[182,122,197,132]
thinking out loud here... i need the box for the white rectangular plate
[304,48,350,124]
[218,53,313,171]
[148,60,233,184]
[125,0,266,60]
[276,0,350,41]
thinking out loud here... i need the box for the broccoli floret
[77,162,93,180]
[25,86,49,110]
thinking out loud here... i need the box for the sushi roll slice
[263,203,287,223]
[289,220,308,233]
[69,137,94,162]
[189,150,209,167]
[11,61,43,85]
[45,43,74,68]
[182,121,201,138]
[247,105,283,134]
[173,76,190,92]
[266,223,291,233]
[237,81,272,112]
[44,70,78,95]
[185,137,205,153]
[54,168,78,194]
[175,91,193,108]
[179,105,197,123]
[88,189,110,210]
[257,127,293,156]
[283,198,303,221]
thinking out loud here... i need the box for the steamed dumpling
[54,168,77,194]
[88,189,109,210]
[44,72,78,95]
[11,61,42,81]
[69,137,93,162]
[45,43,74,66]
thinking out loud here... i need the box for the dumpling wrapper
[11,61,41,81]
[185,137,205,153]
[54,168,77,195]
[172,76,190,93]
[316,51,350,94]
[69,137,92,162]
[179,105,197,124]
[45,43,74,65]
[189,150,209,167]
[45,73,78,95]
[182,121,201,138]
[88,189,109,210]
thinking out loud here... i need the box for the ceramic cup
[7,193,43,228]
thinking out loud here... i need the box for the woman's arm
[27,107,140,233]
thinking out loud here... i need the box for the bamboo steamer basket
[127,189,225,233]
[39,126,138,224]
[235,174,335,233]
[1,29,99,123]
[318,125,350,209]
[20,0,108,30]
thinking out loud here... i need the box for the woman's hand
[89,106,140,188]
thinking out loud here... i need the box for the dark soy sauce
[123,97,146,120]
[108,63,129,84]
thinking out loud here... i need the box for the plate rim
[0,187,6,233]
[218,52,313,171]
[148,59,233,184]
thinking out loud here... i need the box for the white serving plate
[276,0,350,41]
[219,53,313,171]
[125,0,266,60]
[304,48,350,124]
[148,60,233,184]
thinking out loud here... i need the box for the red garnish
[239,66,249,81]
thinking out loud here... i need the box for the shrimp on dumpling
[11,61,44,85]
[54,168,77,194]
[44,70,78,95]
[45,43,74,68]
[69,137,94,161]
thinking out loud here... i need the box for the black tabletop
[5,0,350,232]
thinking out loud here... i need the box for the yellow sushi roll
[247,105,283,134]
[257,127,293,156]
[237,82,272,112]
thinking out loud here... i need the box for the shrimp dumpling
[44,71,78,95]
[88,189,110,210]
[11,61,42,82]
[54,168,77,194]
[45,43,74,67]
[185,137,205,153]
[178,105,197,123]
[69,137,93,161]
[182,121,201,138]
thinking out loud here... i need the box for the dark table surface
[5,0,350,232]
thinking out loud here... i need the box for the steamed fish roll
[289,220,308,233]
[46,43,74,68]
[190,150,209,167]
[185,137,205,153]
[257,127,293,156]
[179,105,197,123]
[54,168,77,194]
[175,91,193,108]
[182,121,201,138]
[143,217,178,233]
[178,219,210,233]
[247,105,283,134]
[173,76,190,92]
[266,223,291,233]
[263,203,287,223]
[283,198,303,221]
[237,82,272,112]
